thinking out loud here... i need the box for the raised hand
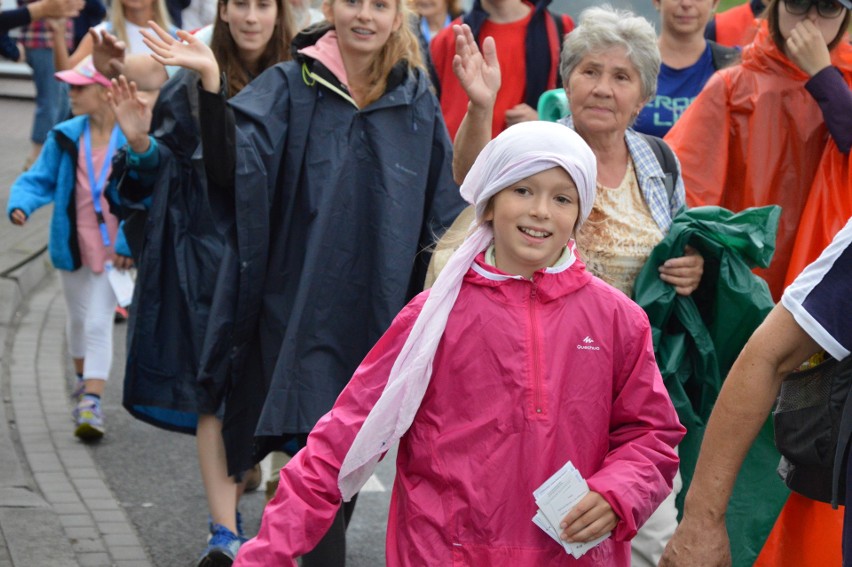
[786,19,832,77]
[140,21,221,93]
[451,24,501,109]
[107,76,153,154]
[90,28,127,79]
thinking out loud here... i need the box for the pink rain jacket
[235,255,684,566]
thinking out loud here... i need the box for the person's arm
[786,18,852,154]
[449,24,500,184]
[29,0,82,19]
[51,18,92,71]
[0,8,32,33]
[584,312,685,542]
[234,298,424,566]
[140,21,220,92]
[659,304,821,566]
[7,131,64,222]
[806,67,852,154]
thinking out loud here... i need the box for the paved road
[98,319,394,567]
[0,90,394,566]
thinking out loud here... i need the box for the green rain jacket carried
[632,205,783,567]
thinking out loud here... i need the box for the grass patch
[717,0,746,11]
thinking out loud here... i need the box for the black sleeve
[0,7,32,34]
[806,66,852,154]
[198,83,236,197]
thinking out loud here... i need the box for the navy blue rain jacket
[198,27,465,475]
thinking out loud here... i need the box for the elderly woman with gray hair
[445,5,703,566]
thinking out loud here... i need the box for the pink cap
[54,56,111,88]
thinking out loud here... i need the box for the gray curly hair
[559,5,661,102]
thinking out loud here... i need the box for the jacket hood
[463,251,593,303]
[291,25,425,108]
[743,20,852,79]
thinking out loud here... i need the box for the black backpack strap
[639,133,679,205]
[549,11,567,85]
[831,357,852,508]
[708,39,741,71]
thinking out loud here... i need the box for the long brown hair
[211,0,296,97]
[764,0,851,53]
[325,0,425,107]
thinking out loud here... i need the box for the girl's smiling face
[323,0,402,59]
[485,167,581,279]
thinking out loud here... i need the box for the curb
[0,248,78,566]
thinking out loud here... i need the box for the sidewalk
[0,92,152,566]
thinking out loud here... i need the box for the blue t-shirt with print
[634,44,716,138]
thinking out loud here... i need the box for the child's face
[323,0,402,59]
[485,166,580,279]
[68,84,105,117]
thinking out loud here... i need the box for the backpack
[639,133,679,205]
[774,354,852,507]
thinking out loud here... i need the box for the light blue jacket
[7,115,130,271]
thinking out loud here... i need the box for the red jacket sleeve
[233,297,425,566]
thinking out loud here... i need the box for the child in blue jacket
[7,56,132,441]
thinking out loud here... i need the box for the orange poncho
[665,22,852,301]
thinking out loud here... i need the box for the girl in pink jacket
[236,121,685,566]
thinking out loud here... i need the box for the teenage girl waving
[136,0,464,563]
[107,0,294,564]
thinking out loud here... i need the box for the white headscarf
[338,122,597,500]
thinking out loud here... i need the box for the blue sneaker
[197,524,241,567]
[207,511,247,543]
[73,395,104,441]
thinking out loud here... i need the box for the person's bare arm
[450,24,500,184]
[28,0,82,20]
[659,304,821,566]
[50,21,92,71]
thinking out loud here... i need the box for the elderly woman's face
[564,46,647,138]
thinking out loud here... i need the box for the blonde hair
[111,0,173,48]
[324,0,425,106]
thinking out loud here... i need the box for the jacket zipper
[530,282,542,414]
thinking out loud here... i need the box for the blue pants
[25,47,69,145]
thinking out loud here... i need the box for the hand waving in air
[107,75,153,154]
[90,28,127,79]
[451,23,501,110]
[140,21,221,93]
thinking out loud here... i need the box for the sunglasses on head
[783,0,846,18]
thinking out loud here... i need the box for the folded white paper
[532,460,610,559]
